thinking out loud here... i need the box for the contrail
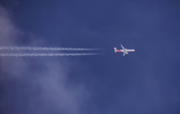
[0,46,102,51]
[0,53,101,57]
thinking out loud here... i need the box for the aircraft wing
[120,44,125,50]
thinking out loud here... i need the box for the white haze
[0,6,88,114]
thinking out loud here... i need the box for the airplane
[114,44,135,56]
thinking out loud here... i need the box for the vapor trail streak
[0,53,101,57]
[0,46,102,51]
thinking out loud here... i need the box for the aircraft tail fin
[114,47,117,53]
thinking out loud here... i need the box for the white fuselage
[121,49,135,54]
[114,44,135,56]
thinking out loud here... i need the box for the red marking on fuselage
[117,50,121,52]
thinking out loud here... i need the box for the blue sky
[0,0,180,114]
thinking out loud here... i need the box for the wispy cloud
[0,6,88,114]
